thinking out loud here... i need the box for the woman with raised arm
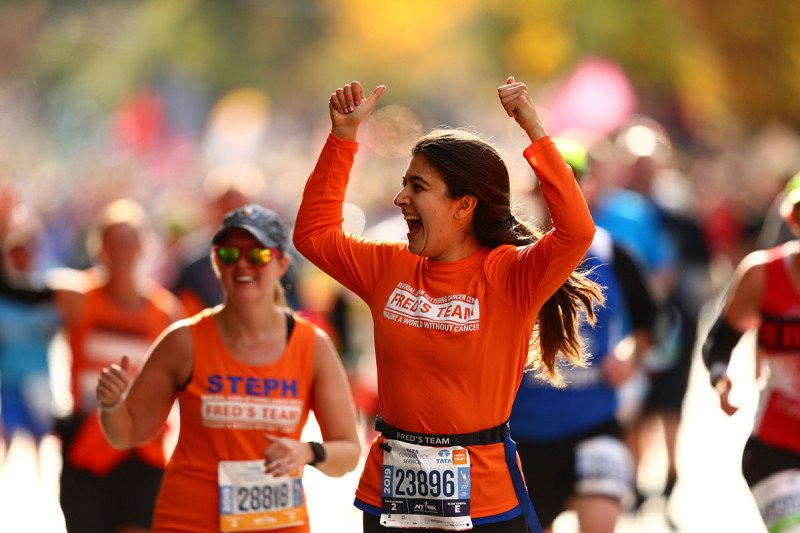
[96,203,361,532]
[293,79,601,532]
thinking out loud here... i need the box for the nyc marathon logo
[382,283,480,333]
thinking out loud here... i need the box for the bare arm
[708,251,767,415]
[306,328,361,476]
[262,329,361,478]
[49,268,96,328]
[721,252,767,333]
[97,321,193,448]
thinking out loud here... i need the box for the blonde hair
[85,199,150,261]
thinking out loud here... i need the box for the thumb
[120,355,130,372]
[366,85,387,105]
[264,433,277,442]
[507,76,516,84]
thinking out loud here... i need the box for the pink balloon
[544,57,636,136]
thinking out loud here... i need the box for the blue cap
[212,204,288,252]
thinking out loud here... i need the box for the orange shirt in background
[65,282,180,475]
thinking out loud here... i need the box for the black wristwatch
[308,441,326,467]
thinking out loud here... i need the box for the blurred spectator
[0,198,186,533]
[607,119,713,518]
[171,164,264,315]
[0,204,60,477]
[590,121,678,292]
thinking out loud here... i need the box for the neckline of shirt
[421,247,490,272]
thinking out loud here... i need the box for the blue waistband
[503,435,543,533]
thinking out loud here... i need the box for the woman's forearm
[310,439,361,477]
[99,403,136,449]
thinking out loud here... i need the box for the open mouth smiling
[404,214,421,235]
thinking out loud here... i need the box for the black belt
[375,415,509,447]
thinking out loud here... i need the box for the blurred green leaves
[3,0,800,130]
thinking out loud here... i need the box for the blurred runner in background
[701,172,800,533]
[171,165,262,316]
[56,198,184,533]
[511,138,658,533]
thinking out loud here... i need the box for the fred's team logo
[451,450,468,465]
[382,282,480,333]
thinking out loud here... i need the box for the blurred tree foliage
[2,0,799,134]
[679,0,800,130]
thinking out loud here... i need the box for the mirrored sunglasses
[213,245,280,267]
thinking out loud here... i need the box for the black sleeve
[0,252,54,304]
[611,243,659,331]
[702,314,744,385]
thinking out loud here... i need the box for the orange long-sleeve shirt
[294,133,594,521]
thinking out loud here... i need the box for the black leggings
[363,512,528,532]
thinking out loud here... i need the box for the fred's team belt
[375,415,510,447]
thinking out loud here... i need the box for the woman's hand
[498,76,547,141]
[602,350,637,388]
[715,375,739,416]
[263,434,314,477]
[329,81,386,141]
[96,355,131,411]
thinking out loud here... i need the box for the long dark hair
[412,129,603,384]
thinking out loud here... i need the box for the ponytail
[506,218,603,385]
[412,129,604,384]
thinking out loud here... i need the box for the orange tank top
[152,309,316,533]
[65,282,178,475]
